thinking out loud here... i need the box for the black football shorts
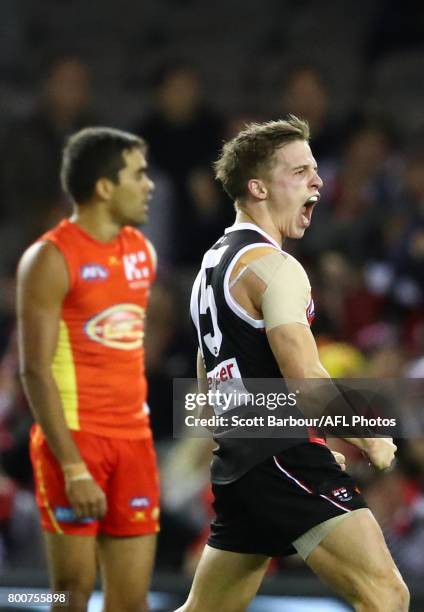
[208,442,368,557]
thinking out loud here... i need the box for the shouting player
[17,127,159,612]
[179,117,409,612]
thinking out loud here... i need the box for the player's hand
[65,477,107,519]
[331,451,346,471]
[62,462,107,519]
[362,437,397,471]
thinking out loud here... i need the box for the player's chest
[67,249,152,312]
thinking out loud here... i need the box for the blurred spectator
[0,471,17,568]
[159,436,214,572]
[365,344,408,378]
[279,64,342,161]
[144,281,194,443]
[142,168,175,269]
[0,328,42,569]
[368,0,424,60]
[0,330,33,489]
[306,252,386,342]
[134,62,230,266]
[405,354,424,378]
[388,143,424,307]
[356,322,399,355]
[0,275,16,358]
[318,341,366,378]
[0,0,26,80]
[299,118,399,263]
[0,55,96,274]
[365,436,424,580]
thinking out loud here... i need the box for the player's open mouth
[300,195,319,228]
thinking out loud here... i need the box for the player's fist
[62,462,107,519]
[66,477,107,519]
[363,437,397,470]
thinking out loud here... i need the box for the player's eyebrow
[135,164,148,174]
[292,163,318,171]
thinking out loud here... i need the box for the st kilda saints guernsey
[190,223,319,484]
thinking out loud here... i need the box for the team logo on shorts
[130,496,150,508]
[331,486,352,502]
[85,304,145,350]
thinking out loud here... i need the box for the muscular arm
[266,323,396,468]
[230,248,396,470]
[17,241,82,465]
[17,241,106,517]
[267,322,345,419]
[267,323,329,379]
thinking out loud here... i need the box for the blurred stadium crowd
[0,0,423,588]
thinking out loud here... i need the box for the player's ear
[247,179,268,200]
[95,177,115,201]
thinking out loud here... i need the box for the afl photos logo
[85,304,145,350]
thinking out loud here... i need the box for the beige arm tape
[230,246,278,288]
[248,251,311,330]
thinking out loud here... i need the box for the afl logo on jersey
[80,263,109,281]
[85,304,145,350]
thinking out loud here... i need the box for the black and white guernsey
[190,223,311,484]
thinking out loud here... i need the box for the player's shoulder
[121,226,156,270]
[40,218,73,242]
[121,225,152,250]
[18,239,67,281]
[280,249,307,271]
[20,219,76,271]
[121,225,146,241]
[237,244,279,267]
[275,251,311,293]
[249,248,310,288]
[241,245,305,272]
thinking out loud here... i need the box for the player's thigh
[97,533,157,610]
[305,508,403,601]
[44,532,97,597]
[181,545,270,612]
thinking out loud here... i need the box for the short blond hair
[214,115,309,201]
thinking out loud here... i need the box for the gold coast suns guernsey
[39,219,155,439]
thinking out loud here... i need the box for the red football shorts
[30,425,160,536]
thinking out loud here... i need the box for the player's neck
[70,206,121,243]
[234,208,284,247]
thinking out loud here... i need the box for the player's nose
[312,171,323,190]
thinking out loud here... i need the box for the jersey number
[199,246,227,356]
